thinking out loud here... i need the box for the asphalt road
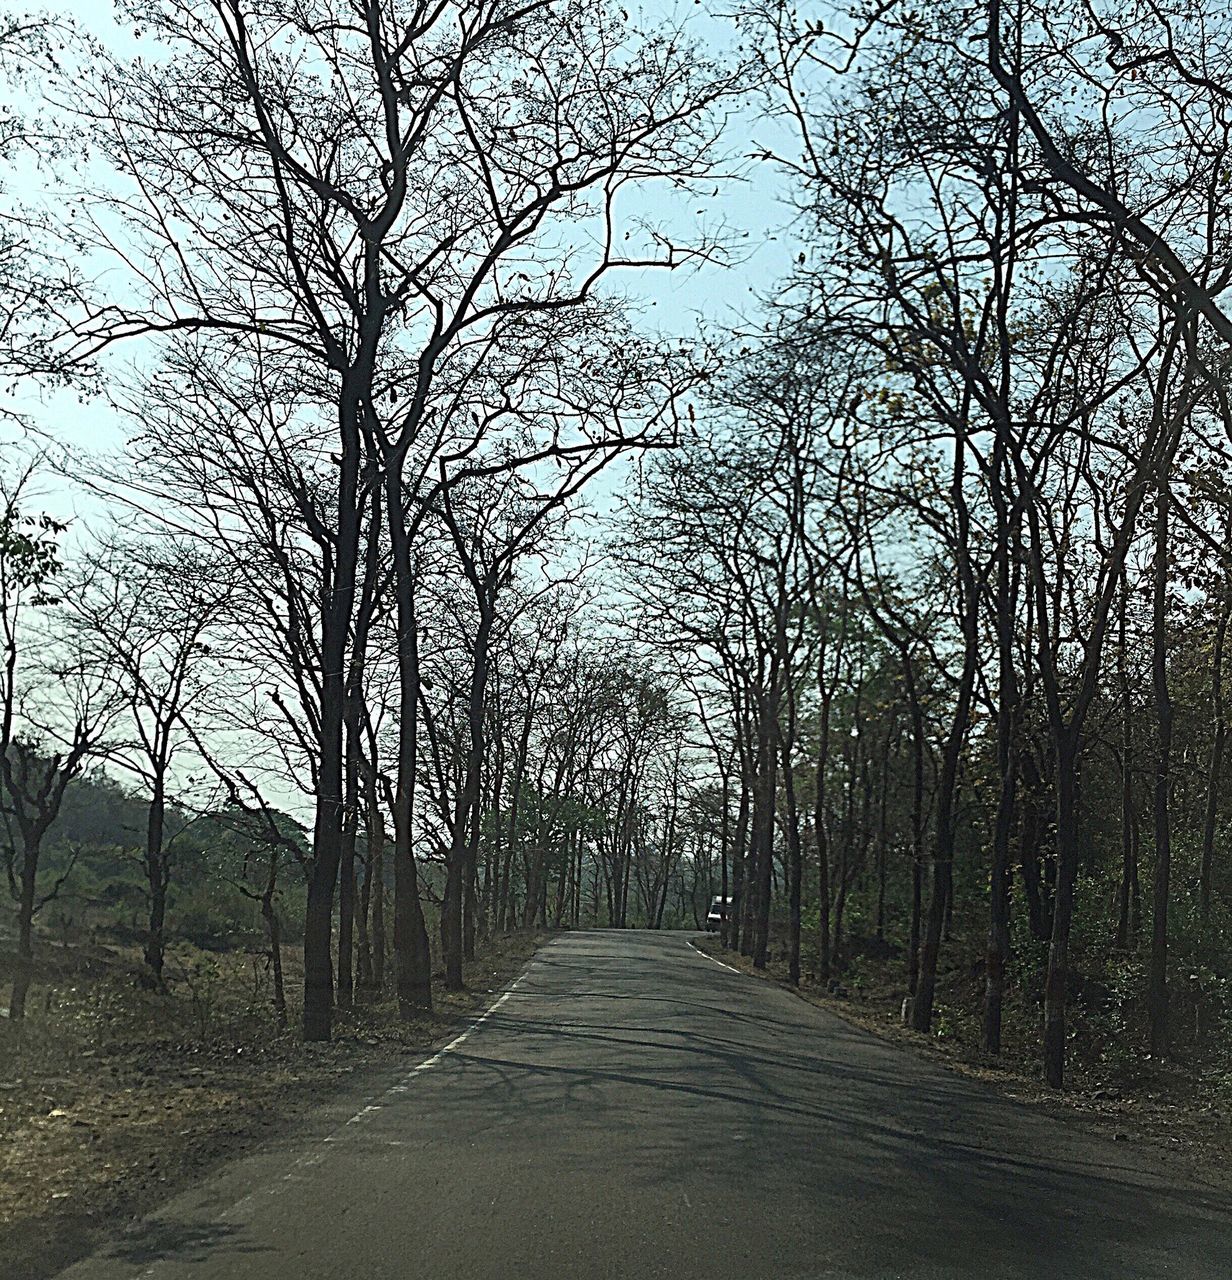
[54,930,1232,1279]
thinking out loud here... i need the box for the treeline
[0,1,744,1037]
[620,0,1232,1088]
[1,460,725,1025]
[6,0,1232,1094]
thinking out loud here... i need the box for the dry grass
[0,928,550,1280]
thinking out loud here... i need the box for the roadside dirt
[0,929,551,1280]
[694,931,1232,1196]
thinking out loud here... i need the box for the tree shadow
[106,1219,270,1267]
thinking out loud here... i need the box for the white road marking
[411,982,518,1073]
[125,965,538,1280]
[687,938,742,974]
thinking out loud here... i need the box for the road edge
[16,931,558,1280]
[689,930,1232,1197]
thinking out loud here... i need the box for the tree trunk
[790,837,806,977]
[900,651,926,1014]
[302,833,341,1040]
[143,772,168,982]
[10,845,38,1020]
[522,846,544,930]
[482,742,504,938]
[574,837,584,926]
[303,377,363,1042]
[386,464,433,1016]
[750,711,777,970]
[262,886,287,1030]
[718,753,731,947]
[910,848,949,1033]
[728,781,749,952]
[815,689,834,982]
[464,858,478,961]
[337,827,356,1013]
[875,734,890,942]
[442,853,465,990]
[337,684,364,1012]
[1043,730,1080,1089]
[782,737,803,987]
[1018,754,1051,942]
[370,784,386,993]
[445,609,492,990]
[1148,466,1172,1058]
[983,507,1020,1056]
[553,841,570,928]
[356,855,374,997]
[1200,598,1230,921]
[1116,575,1139,950]
[911,677,969,1034]
[502,705,534,931]
[912,419,979,1032]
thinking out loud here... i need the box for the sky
[6,0,807,531]
[0,0,814,818]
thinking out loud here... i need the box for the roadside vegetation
[4,0,1232,1265]
[633,0,1232,1113]
[0,920,547,1280]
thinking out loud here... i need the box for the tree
[67,536,231,981]
[0,10,92,399]
[60,0,744,1040]
[0,462,118,1018]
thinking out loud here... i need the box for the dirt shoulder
[0,929,552,1280]
[693,931,1232,1196]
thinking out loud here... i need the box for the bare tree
[66,536,231,981]
[0,464,119,1018]
[54,0,744,1039]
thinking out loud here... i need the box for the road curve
[53,930,1232,1279]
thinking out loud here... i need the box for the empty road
[55,931,1232,1279]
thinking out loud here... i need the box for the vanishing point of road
[54,931,1232,1279]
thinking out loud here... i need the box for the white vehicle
[705,895,732,932]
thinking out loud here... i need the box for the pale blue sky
[7,0,806,529]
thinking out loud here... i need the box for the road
[55,930,1232,1279]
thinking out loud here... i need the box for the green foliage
[0,504,66,603]
[170,880,260,950]
[18,768,310,950]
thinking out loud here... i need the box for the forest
[3,0,1232,1174]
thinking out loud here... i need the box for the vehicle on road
[705,895,732,932]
